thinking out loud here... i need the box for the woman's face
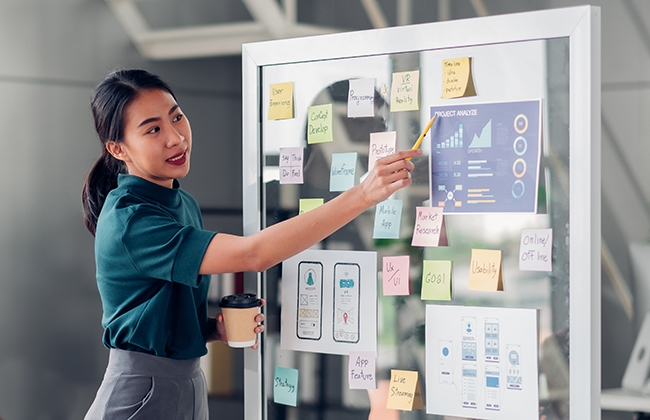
[108,88,192,188]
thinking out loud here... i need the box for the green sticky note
[421,260,452,300]
[307,103,333,144]
[274,366,299,407]
[299,198,324,214]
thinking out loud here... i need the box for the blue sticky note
[373,199,403,239]
[330,152,357,192]
[274,366,299,407]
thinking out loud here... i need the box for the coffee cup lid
[219,293,261,308]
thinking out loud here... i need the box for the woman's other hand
[207,299,265,349]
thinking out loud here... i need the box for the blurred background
[0,0,648,419]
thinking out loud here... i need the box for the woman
[82,69,419,419]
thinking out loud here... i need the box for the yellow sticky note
[421,260,452,301]
[441,57,477,99]
[268,82,294,120]
[390,70,420,112]
[299,198,324,214]
[387,370,424,411]
[307,104,333,144]
[469,249,504,291]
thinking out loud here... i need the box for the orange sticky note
[469,249,504,291]
[441,57,477,99]
[386,370,425,411]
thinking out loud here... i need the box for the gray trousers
[84,349,208,420]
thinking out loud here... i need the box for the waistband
[106,348,202,379]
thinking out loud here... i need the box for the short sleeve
[121,205,216,287]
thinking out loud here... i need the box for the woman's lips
[167,151,187,166]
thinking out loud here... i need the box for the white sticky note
[368,131,397,172]
[519,228,552,271]
[348,351,376,389]
[348,78,375,118]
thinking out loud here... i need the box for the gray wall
[0,1,243,418]
[0,0,649,419]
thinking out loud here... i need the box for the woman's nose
[168,130,185,146]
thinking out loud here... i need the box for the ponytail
[82,150,126,236]
[81,68,176,236]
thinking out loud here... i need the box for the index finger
[377,149,422,165]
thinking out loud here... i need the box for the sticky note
[441,57,476,99]
[519,228,553,271]
[390,70,420,112]
[469,249,504,291]
[386,369,425,411]
[368,131,397,172]
[382,255,410,296]
[279,147,303,184]
[274,366,299,406]
[348,351,376,389]
[268,82,294,120]
[421,260,452,300]
[307,103,333,144]
[330,152,357,192]
[411,207,448,247]
[373,199,403,239]
[348,78,375,118]
[299,198,324,214]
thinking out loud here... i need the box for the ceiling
[105,0,493,59]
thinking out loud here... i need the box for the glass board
[242,6,600,420]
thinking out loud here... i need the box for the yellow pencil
[407,114,437,160]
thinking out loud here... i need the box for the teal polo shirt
[95,174,217,359]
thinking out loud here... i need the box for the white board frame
[242,6,600,419]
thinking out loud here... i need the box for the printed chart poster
[429,100,542,214]
[281,249,377,355]
[425,305,539,420]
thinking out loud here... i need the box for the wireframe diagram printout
[425,305,539,419]
[281,249,377,355]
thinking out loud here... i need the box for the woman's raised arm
[199,149,421,275]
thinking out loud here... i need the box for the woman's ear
[106,141,129,162]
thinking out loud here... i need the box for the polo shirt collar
[117,174,181,207]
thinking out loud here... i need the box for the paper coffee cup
[219,293,262,348]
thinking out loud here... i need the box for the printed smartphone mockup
[461,364,478,409]
[297,261,323,340]
[484,317,500,363]
[438,340,454,384]
[461,317,477,361]
[506,344,522,390]
[333,262,360,343]
[484,365,501,411]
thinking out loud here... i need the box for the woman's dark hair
[82,69,177,236]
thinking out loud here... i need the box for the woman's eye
[147,126,160,134]
[173,114,184,122]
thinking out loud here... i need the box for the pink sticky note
[348,351,376,389]
[383,255,410,296]
[411,207,448,247]
[279,147,304,184]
